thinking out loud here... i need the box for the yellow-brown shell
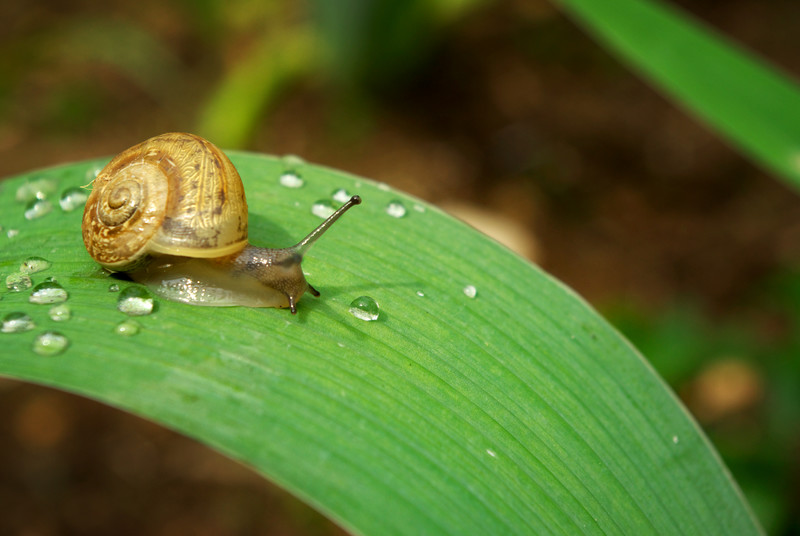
[82,132,248,271]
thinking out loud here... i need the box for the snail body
[82,132,361,313]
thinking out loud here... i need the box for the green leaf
[0,155,761,535]
[196,28,314,148]
[554,0,800,190]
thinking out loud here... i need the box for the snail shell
[82,132,361,313]
[83,132,247,270]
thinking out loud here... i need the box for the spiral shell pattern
[82,133,248,270]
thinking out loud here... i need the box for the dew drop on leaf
[85,164,103,182]
[29,281,69,305]
[16,177,57,203]
[117,286,155,316]
[6,272,32,292]
[311,200,336,219]
[24,199,53,220]
[32,331,69,356]
[349,296,380,321]
[2,312,35,333]
[59,187,89,211]
[279,172,305,188]
[463,285,477,299]
[114,319,141,336]
[332,188,351,203]
[385,200,407,218]
[48,304,72,322]
[20,256,51,274]
[281,154,306,168]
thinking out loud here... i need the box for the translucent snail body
[82,132,361,313]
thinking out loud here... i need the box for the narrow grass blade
[555,0,800,190]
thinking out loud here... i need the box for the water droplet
[117,286,155,316]
[7,229,19,238]
[29,281,69,304]
[377,182,390,192]
[385,200,407,218]
[279,172,305,188]
[20,256,51,274]
[416,290,425,297]
[24,198,53,220]
[6,272,32,292]
[413,204,426,213]
[332,188,351,203]
[85,164,103,181]
[108,283,120,292]
[16,177,58,203]
[114,319,141,336]
[349,296,380,321]
[48,304,72,322]
[281,154,306,168]
[32,331,69,356]
[59,187,89,211]
[2,312,35,333]
[486,449,497,458]
[463,285,477,298]
[672,435,679,444]
[311,199,336,219]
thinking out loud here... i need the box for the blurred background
[1,0,799,534]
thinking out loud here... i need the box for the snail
[82,132,361,314]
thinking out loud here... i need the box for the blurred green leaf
[555,0,800,190]
[196,28,314,148]
[0,155,761,535]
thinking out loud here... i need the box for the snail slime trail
[82,132,362,314]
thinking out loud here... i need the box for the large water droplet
[279,172,305,188]
[332,188,351,203]
[59,187,89,211]
[2,312,36,333]
[385,200,407,218]
[29,281,69,304]
[6,272,32,292]
[24,198,53,220]
[349,296,380,321]
[311,199,336,219]
[117,286,155,316]
[463,285,477,298]
[20,256,51,274]
[114,319,141,336]
[32,331,69,356]
[16,177,58,203]
[49,304,72,322]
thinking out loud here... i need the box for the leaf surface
[0,155,761,535]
